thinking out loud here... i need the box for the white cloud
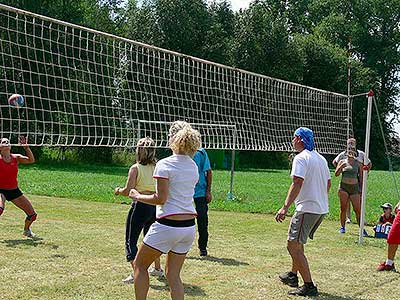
[394,121,400,135]
[230,0,252,11]
[208,0,252,11]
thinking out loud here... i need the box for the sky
[230,0,252,11]
[394,119,400,135]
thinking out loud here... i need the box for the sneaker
[148,267,165,277]
[288,284,318,297]
[122,273,134,284]
[346,218,352,224]
[23,229,36,238]
[279,271,299,287]
[377,262,396,272]
[199,250,208,257]
[339,227,346,234]
[363,229,369,237]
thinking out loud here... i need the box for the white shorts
[143,222,196,255]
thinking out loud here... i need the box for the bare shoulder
[129,164,139,174]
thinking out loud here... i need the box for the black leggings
[194,197,209,251]
[125,201,156,262]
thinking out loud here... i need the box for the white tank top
[153,154,199,219]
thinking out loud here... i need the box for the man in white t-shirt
[275,127,331,297]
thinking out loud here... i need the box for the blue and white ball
[8,94,25,108]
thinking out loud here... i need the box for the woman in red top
[0,136,37,238]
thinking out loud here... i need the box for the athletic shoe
[377,262,396,272]
[363,229,369,237]
[288,284,318,297]
[339,227,346,234]
[148,267,165,277]
[23,229,35,238]
[199,250,208,257]
[279,271,299,287]
[346,218,352,224]
[122,273,134,284]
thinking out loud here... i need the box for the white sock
[385,259,394,266]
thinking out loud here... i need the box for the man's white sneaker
[148,267,165,277]
[122,273,134,284]
[23,229,35,238]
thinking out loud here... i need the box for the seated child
[379,203,395,225]
[375,203,395,239]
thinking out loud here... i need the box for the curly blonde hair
[169,121,201,157]
[136,137,156,165]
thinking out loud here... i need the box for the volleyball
[8,94,25,108]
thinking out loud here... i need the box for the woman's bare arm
[115,166,138,196]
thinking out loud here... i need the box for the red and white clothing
[379,214,395,224]
[0,154,19,189]
[153,154,199,219]
[387,211,400,245]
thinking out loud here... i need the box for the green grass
[0,195,399,300]
[18,163,400,224]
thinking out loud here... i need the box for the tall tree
[231,1,303,82]
[202,0,235,65]
[150,0,210,57]
[286,0,400,167]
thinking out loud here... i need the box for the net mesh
[0,4,350,153]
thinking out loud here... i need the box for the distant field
[0,196,398,300]
[18,163,400,224]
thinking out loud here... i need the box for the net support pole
[347,96,351,139]
[227,127,237,201]
[358,90,374,244]
[347,37,352,139]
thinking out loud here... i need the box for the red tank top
[0,155,19,189]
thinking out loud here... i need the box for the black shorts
[0,188,23,201]
[339,182,359,196]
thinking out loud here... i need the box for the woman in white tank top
[129,121,201,300]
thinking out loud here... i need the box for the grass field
[1,195,399,300]
[18,163,400,224]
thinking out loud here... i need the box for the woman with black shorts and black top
[129,121,201,300]
[0,136,37,238]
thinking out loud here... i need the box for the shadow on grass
[49,254,68,259]
[186,255,249,266]
[1,237,44,248]
[318,292,356,300]
[353,273,400,297]
[348,231,387,248]
[150,277,206,296]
